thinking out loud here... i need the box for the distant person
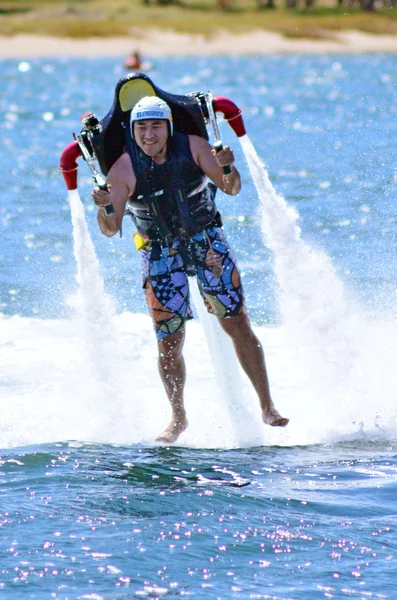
[124,50,142,71]
[92,95,289,443]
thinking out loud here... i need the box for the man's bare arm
[189,135,241,196]
[92,153,135,237]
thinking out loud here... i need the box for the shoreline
[1,29,397,58]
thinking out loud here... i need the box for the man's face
[133,119,169,158]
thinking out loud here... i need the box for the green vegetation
[1,0,397,38]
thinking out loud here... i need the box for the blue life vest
[125,131,218,243]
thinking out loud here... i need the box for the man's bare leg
[155,329,189,443]
[218,313,289,427]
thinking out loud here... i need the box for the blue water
[1,54,397,598]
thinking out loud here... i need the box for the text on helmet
[136,110,166,118]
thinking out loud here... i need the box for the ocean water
[1,53,397,598]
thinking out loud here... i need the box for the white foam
[1,310,396,449]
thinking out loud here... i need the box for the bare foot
[262,408,289,428]
[155,417,188,444]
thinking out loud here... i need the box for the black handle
[98,182,115,215]
[214,141,232,175]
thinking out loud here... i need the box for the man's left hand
[212,145,234,169]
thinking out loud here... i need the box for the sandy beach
[1,28,397,58]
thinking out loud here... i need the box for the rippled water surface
[2,441,397,599]
[1,54,397,598]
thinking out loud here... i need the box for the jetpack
[59,72,247,193]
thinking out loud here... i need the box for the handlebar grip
[98,183,115,215]
[214,141,232,175]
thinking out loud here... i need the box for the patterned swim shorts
[141,227,246,340]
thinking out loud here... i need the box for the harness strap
[167,136,198,238]
[169,176,197,238]
[146,194,173,246]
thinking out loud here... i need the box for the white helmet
[130,96,173,136]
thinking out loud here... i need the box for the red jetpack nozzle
[59,141,82,191]
[213,96,246,138]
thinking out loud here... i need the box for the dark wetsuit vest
[125,131,218,244]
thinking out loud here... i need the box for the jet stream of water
[67,189,123,434]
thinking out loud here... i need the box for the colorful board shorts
[141,227,246,340]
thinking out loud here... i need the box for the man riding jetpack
[59,72,289,443]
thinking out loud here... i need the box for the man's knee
[158,329,186,356]
[219,311,250,327]
[218,312,251,336]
